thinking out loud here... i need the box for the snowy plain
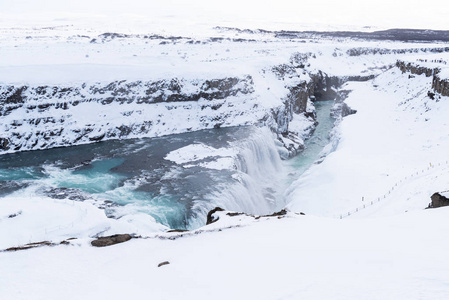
[1,7,449,299]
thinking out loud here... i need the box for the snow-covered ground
[2,18,449,299]
[2,209,449,300]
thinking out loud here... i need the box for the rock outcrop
[432,75,449,96]
[91,234,133,247]
[0,68,320,156]
[396,60,439,77]
[396,60,449,96]
[206,207,225,225]
[428,192,449,208]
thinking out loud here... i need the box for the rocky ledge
[396,60,449,97]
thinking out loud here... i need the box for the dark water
[0,101,336,230]
[0,126,281,229]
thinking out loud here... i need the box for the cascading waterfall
[186,127,284,229]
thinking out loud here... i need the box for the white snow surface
[165,143,237,167]
[2,209,449,299]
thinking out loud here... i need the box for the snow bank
[2,208,449,299]
[0,196,168,250]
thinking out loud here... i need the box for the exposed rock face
[0,138,9,150]
[206,207,225,225]
[396,60,449,97]
[310,71,340,101]
[348,46,449,57]
[428,192,449,208]
[330,90,356,118]
[0,50,353,158]
[432,75,449,96]
[396,60,439,77]
[0,69,321,156]
[91,234,133,247]
[0,76,258,153]
[0,76,254,113]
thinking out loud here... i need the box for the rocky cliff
[432,75,449,96]
[396,60,449,96]
[396,60,439,77]
[0,67,322,156]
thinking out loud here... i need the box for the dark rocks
[340,103,357,118]
[3,239,75,252]
[8,211,22,218]
[4,241,53,252]
[158,261,170,267]
[0,138,10,150]
[264,209,288,217]
[396,60,449,96]
[40,187,88,201]
[396,60,439,77]
[255,209,289,219]
[89,133,106,142]
[226,212,245,217]
[2,86,27,104]
[428,192,449,208]
[206,207,225,225]
[91,234,133,247]
[432,76,449,96]
[275,29,449,43]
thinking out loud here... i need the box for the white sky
[0,0,448,31]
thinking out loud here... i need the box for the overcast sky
[1,0,448,31]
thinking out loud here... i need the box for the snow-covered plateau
[1,24,449,299]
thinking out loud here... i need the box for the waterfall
[187,126,284,229]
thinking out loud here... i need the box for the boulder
[91,234,133,247]
[428,192,449,208]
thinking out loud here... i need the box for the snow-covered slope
[287,56,449,218]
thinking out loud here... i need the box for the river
[0,101,335,230]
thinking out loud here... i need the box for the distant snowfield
[1,0,449,32]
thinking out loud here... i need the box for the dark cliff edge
[0,70,319,156]
[396,60,449,96]
[0,50,360,157]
